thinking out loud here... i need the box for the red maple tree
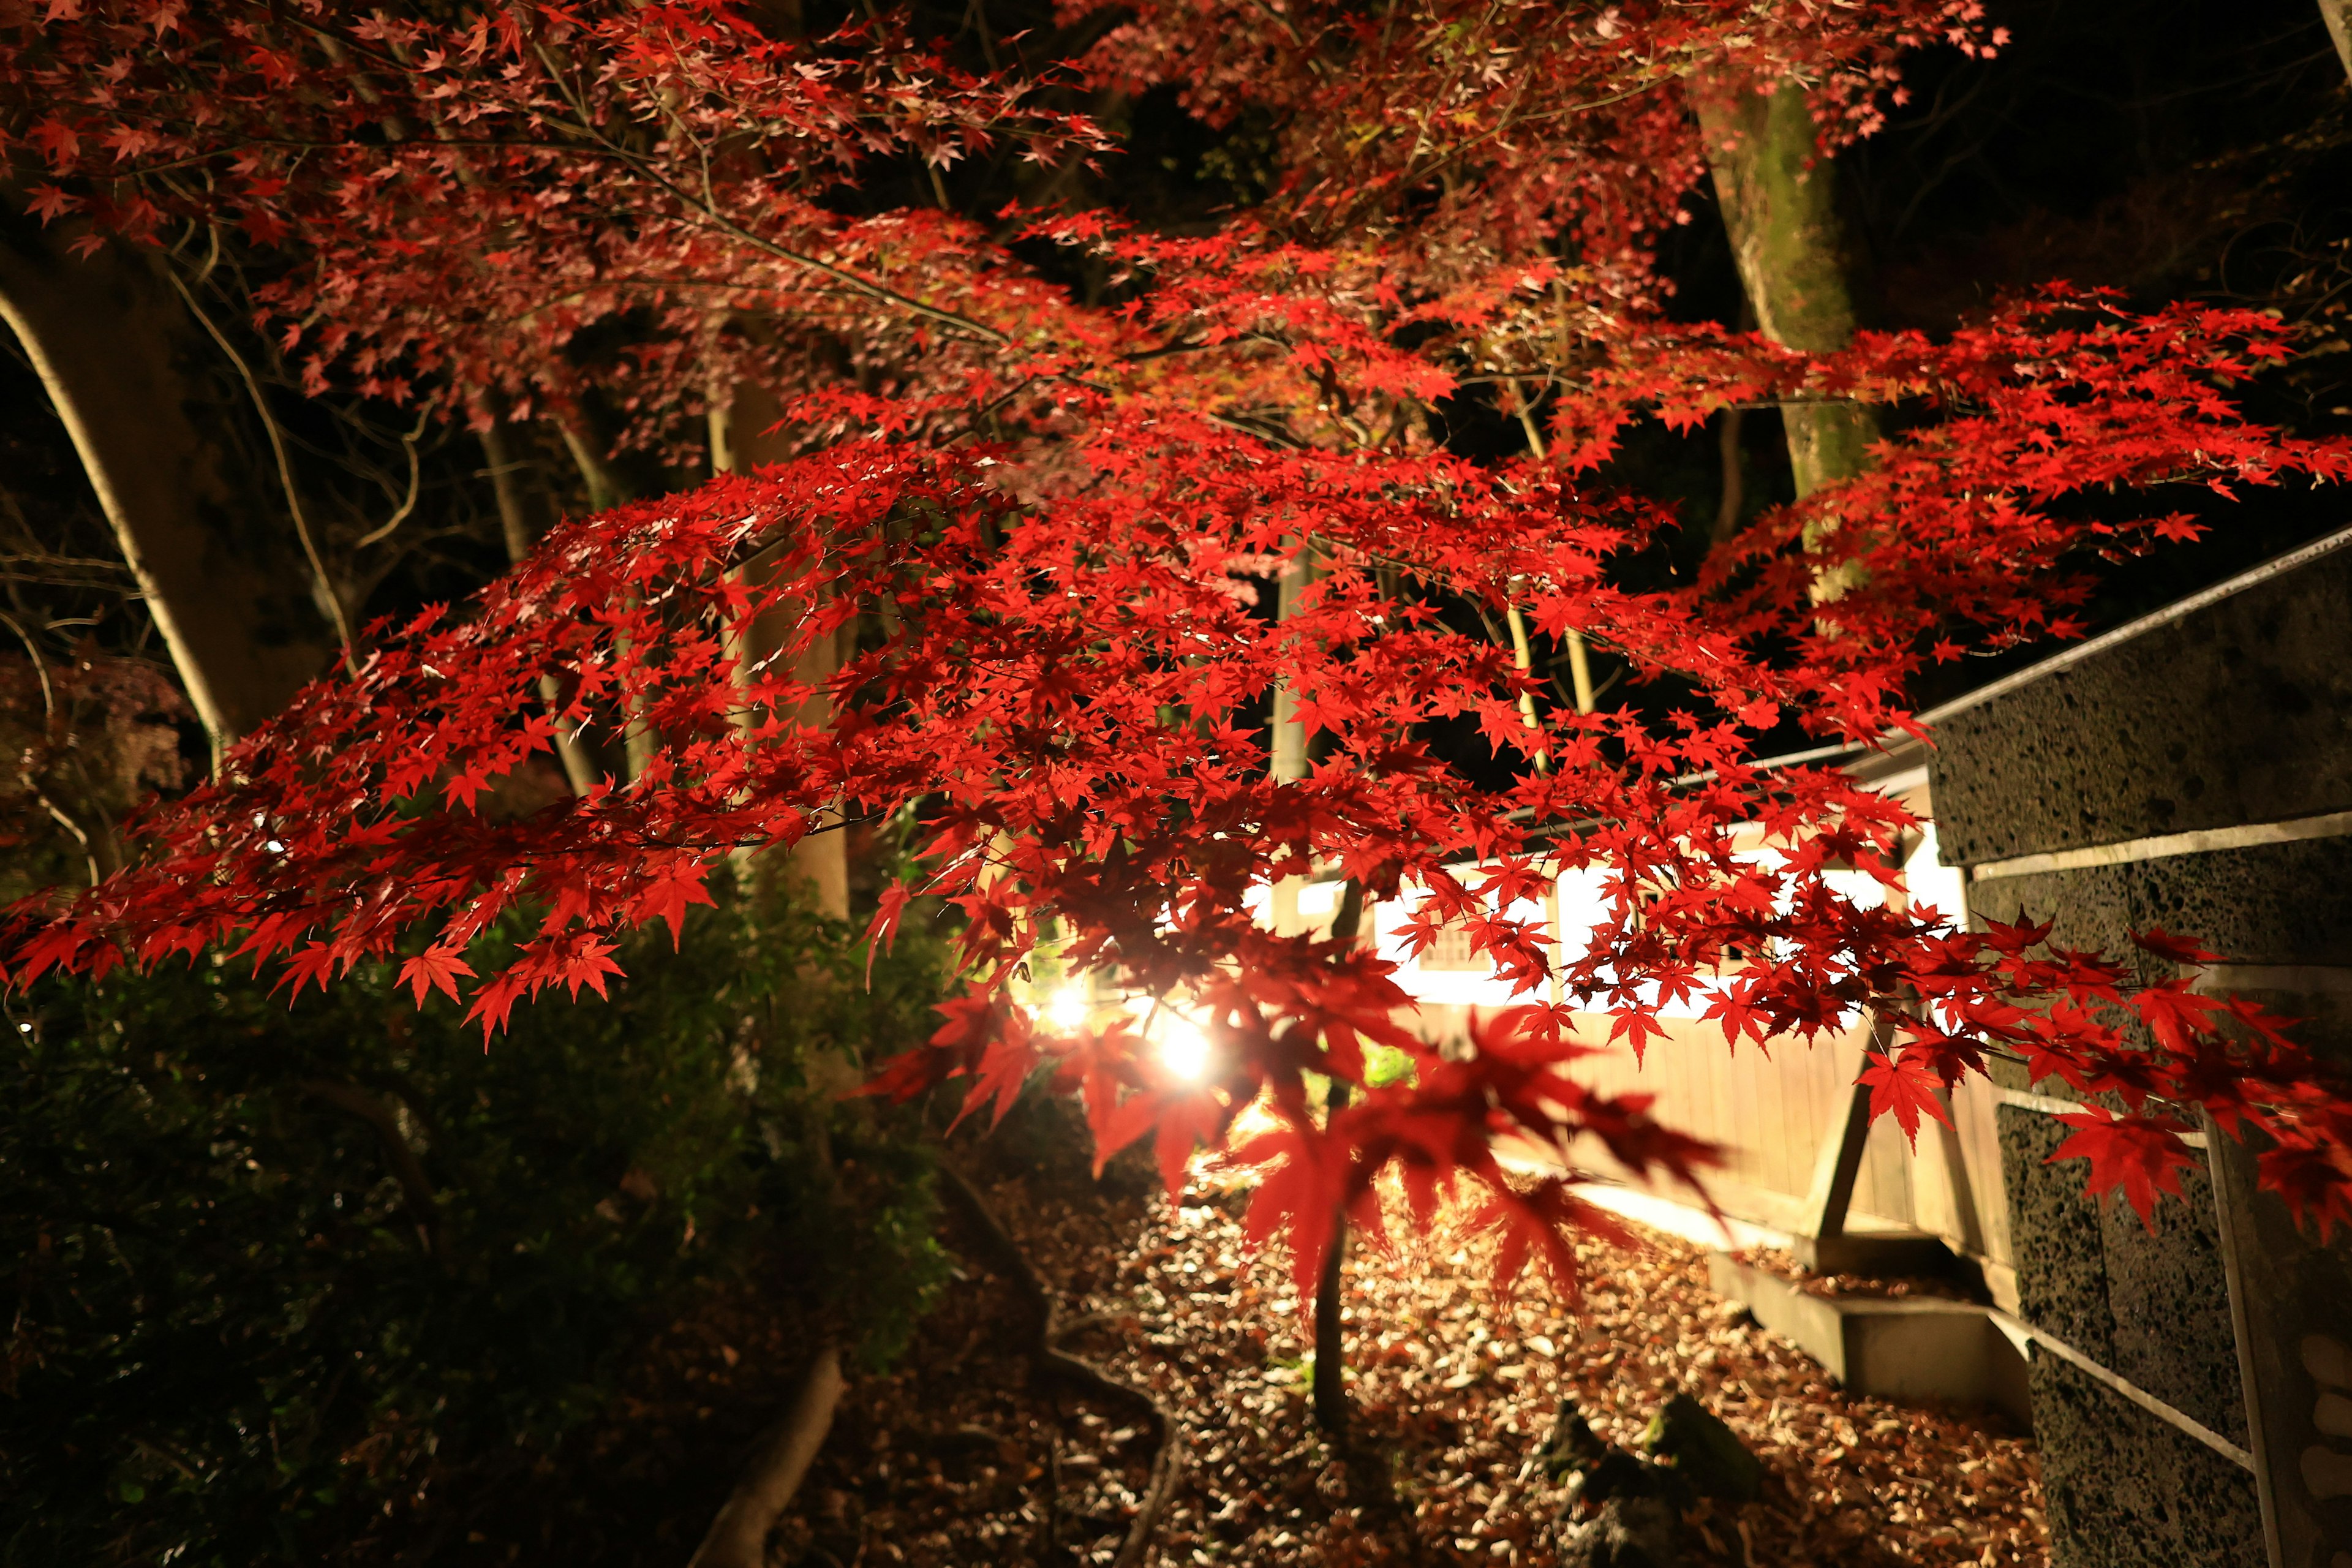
[7,0,2351,1323]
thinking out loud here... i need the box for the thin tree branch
[164,266,358,667]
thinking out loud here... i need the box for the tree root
[686,1344,846,1568]
[937,1161,1185,1568]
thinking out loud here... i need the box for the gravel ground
[773,1167,2047,1568]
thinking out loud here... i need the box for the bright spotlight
[1156,1017,1213,1082]
[1043,989,1090,1032]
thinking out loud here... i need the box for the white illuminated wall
[1361,816,1969,1025]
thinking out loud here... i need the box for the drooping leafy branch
[6,1,2351,1312]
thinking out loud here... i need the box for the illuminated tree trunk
[482,420,598,796]
[1691,74,1878,503]
[2322,0,2352,78]
[0,211,329,766]
[712,377,849,921]
[1268,543,1316,934]
[549,413,670,783]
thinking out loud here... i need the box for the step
[1706,1252,2032,1427]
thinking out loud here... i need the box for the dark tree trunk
[1311,880,1366,1437]
[0,205,330,765]
[1691,73,1879,502]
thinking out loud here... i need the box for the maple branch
[524,95,1017,348]
[1394,75,1677,199]
[0,607,107,886]
[349,404,431,551]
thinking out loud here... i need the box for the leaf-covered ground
[772,1167,2046,1567]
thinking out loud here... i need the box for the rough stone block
[1966,864,2162,986]
[2125,835,2352,970]
[2096,1158,2247,1449]
[2030,1352,2266,1568]
[1929,542,2352,866]
[1999,1104,2117,1366]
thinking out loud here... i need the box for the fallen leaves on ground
[1732,1246,1984,1302]
[778,1169,2045,1567]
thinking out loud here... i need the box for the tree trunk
[1311,1076,1352,1437]
[482,421,597,795]
[685,1345,845,1568]
[1310,881,1365,1438]
[1691,75,1877,502]
[0,209,330,766]
[2322,0,2352,80]
[712,377,848,920]
[1268,542,1316,934]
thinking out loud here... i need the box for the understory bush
[1,872,949,1567]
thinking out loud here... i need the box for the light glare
[1158,1017,1212,1081]
[1044,989,1090,1031]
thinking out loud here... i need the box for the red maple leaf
[398,943,475,1007]
[2130,927,2220,966]
[1859,1050,1953,1148]
[2049,1108,2200,1231]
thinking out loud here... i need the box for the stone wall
[1926,528,2352,1568]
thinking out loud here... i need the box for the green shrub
[1,874,949,1566]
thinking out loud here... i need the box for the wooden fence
[1353,758,2025,1309]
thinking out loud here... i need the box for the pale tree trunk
[549,413,667,783]
[0,211,329,766]
[1691,74,1879,509]
[481,421,597,796]
[690,359,853,1568]
[2321,0,2352,78]
[1268,545,1317,934]
[711,378,848,921]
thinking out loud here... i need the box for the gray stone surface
[2030,1352,2267,1568]
[1967,864,2159,1078]
[1963,841,2352,973]
[1929,541,2352,866]
[1999,1104,2116,1365]
[1967,841,2352,1068]
[2209,1134,2352,1567]
[2095,1158,2248,1449]
[2126,836,2352,970]
[1999,1105,2247,1445]
[1965,864,2162,986]
[1936,537,2352,1568]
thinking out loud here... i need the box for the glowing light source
[1042,988,1090,1032]
[1156,1016,1213,1082]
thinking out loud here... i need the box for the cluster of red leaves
[1069,0,2007,292]
[0,0,1104,444]
[6,1,2352,1306]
